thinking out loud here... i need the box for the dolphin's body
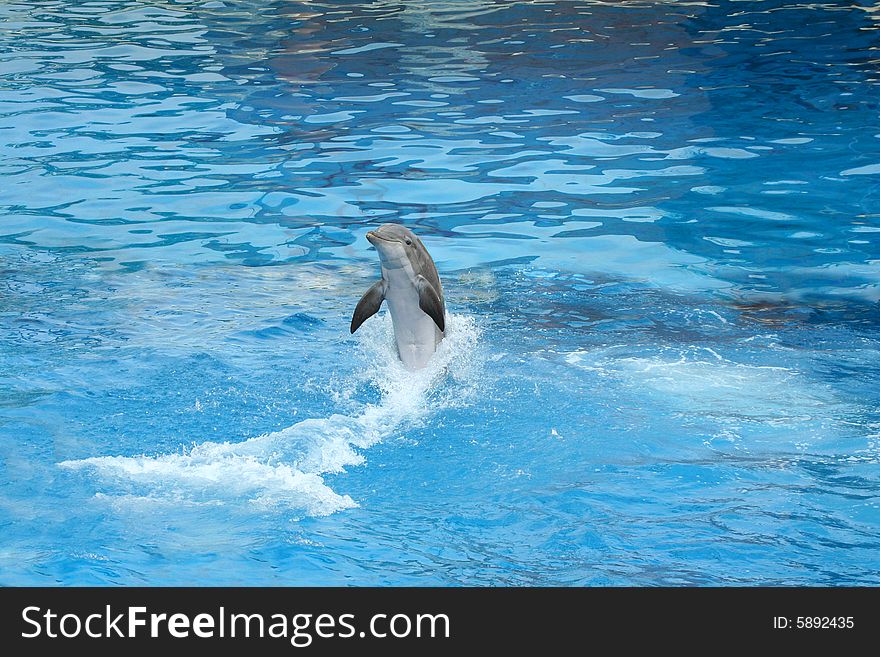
[351,224,445,369]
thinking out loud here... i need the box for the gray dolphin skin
[351,224,446,370]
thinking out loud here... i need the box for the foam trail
[60,314,481,516]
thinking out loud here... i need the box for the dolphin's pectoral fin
[351,280,386,333]
[416,275,445,333]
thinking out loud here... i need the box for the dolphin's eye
[405,239,412,245]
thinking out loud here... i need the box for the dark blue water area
[1,0,878,585]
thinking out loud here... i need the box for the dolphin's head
[366,224,421,269]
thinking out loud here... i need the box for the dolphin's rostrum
[351,224,445,369]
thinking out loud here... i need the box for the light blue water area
[1,0,879,585]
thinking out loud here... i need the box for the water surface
[1,0,879,585]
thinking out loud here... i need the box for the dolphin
[351,224,445,369]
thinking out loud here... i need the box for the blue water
[1,0,879,586]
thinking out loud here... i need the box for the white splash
[60,313,481,517]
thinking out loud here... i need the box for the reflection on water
[2,0,877,300]
[1,1,879,585]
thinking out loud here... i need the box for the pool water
[1,0,879,585]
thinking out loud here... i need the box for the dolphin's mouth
[366,231,398,245]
